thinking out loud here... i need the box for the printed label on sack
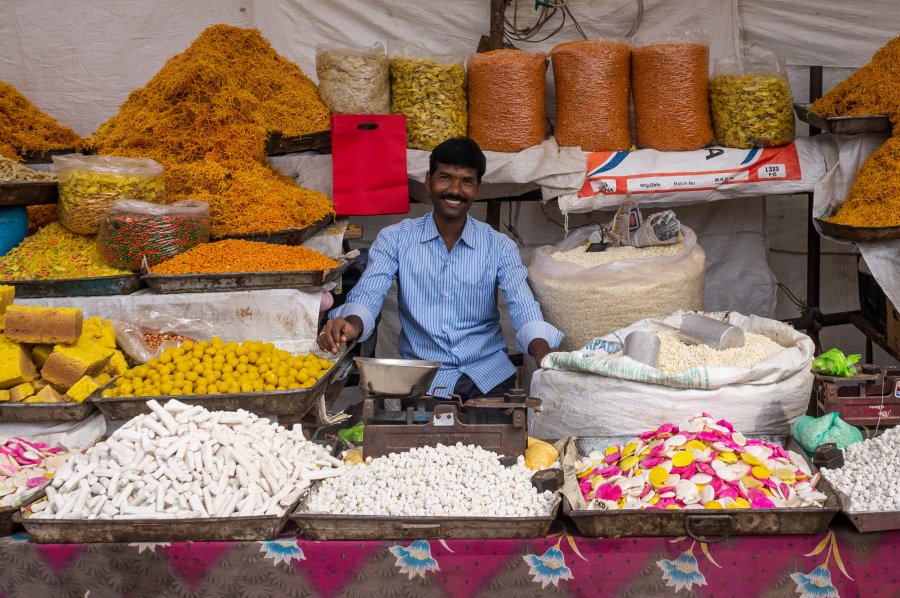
[579,144,802,197]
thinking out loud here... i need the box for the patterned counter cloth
[0,521,896,597]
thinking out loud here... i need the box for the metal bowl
[354,357,440,395]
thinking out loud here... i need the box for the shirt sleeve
[328,228,400,342]
[496,236,564,353]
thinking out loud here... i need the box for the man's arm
[317,229,400,352]
[496,237,563,366]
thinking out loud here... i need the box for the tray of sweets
[141,258,353,294]
[6,274,142,298]
[563,436,840,539]
[90,347,352,421]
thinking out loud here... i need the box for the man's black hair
[429,137,486,183]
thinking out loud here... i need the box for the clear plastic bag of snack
[51,154,165,234]
[112,310,215,364]
[467,49,547,153]
[551,39,632,151]
[710,47,795,148]
[631,32,714,151]
[389,41,466,151]
[316,42,390,114]
[97,199,210,270]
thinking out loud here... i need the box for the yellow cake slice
[0,335,37,389]
[4,305,83,344]
[65,375,100,404]
[41,338,115,389]
[0,285,13,315]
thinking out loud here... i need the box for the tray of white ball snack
[291,443,561,540]
[559,414,840,540]
[15,400,346,543]
[820,426,900,533]
[89,342,354,422]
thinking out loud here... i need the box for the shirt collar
[420,212,477,248]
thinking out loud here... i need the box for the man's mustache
[440,194,468,203]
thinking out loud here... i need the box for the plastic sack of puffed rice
[527,223,705,352]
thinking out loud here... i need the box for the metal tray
[141,259,353,294]
[563,436,840,540]
[815,217,900,243]
[0,400,96,423]
[265,130,331,156]
[90,347,352,421]
[17,147,78,164]
[0,180,58,206]
[14,499,299,543]
[290,498,560,541]
[6,274,142,298]
[0,490,45,537]
[794,103,892,135]
[213,214,333,246]
[844,510,900,533]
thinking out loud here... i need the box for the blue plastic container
[0,206,28,255]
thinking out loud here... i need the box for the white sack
[530,310,814,437]
[528,226,705,352]
[557,137,824,214]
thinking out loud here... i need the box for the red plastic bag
[331,114,409,216]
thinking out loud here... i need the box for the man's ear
[424,171,431,188]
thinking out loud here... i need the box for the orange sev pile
[150,239,339,275]
[812,36,900,228]
[828,136,900,227]
[89,24,333,237]
[0,80,81,160]
[810,36,900,129]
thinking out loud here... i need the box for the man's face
[426,163,479,222]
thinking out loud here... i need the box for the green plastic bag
[337,423,364,445]
[812,348,860,377]
[792,412,864,456]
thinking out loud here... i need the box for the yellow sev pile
[150,239,339,275]
[812,36,900,227]
[89,24,333,237]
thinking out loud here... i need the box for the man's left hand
[528,338,553,369]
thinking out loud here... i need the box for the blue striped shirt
[331,213,563,397]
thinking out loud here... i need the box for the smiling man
[317,137,563,399]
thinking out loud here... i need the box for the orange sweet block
[4,305,83,344]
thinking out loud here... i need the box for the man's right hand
[317,315,363,354]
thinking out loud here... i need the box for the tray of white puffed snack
[819,426,900,533]
[15,399,345,543]
[291,443,561,540]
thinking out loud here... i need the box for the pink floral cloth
[0,523,895,596]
